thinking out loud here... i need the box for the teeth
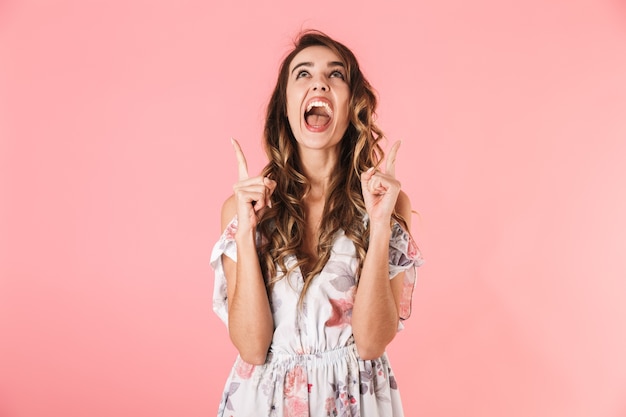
[305,100,333,116]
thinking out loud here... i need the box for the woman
[210,30,422,417]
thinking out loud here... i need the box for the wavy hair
[257,30,406,304]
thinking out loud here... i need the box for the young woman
[210,30,422,417]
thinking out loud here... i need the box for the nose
[312,78,328,92]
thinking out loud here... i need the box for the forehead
[288,45,344,71]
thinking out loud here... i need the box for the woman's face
[285,46,351,153]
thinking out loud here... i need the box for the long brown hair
[257,30,404,303]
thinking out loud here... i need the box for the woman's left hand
[360,140,402,227]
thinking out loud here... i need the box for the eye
[330,70,345,80]
[296,69,310,79]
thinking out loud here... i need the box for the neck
[299,148,339,196]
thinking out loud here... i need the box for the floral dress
[210,216,423,417]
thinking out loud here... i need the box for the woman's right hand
[231,138,276,235]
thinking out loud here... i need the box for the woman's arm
[352,141,412,360]
[351,190,411,360]
[221,139,275,365]
[221,196,274,365]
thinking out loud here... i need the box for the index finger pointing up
[386,140,401,177]
[231,138,249,180]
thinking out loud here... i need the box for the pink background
[2,1,626,416]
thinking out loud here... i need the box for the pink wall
[2,1,626,416]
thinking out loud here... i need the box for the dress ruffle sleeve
[209,216,239,326]
[389,221,424,324]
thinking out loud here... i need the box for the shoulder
[221,194,237,231]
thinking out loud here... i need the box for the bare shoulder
[395,190,412,228]
[221,194,237,231]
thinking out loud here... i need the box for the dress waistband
[266,344,360,369]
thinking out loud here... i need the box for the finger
[369,175,386,195]
[235,189,266,211]
[386,140,401,177]
[233,182,268,195]
[264,177,277,194]
[235,176,269,188]
[263,177,276,208]
[361,167,375,183]
[231,138,249,180]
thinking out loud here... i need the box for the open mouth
[304,99,333,130]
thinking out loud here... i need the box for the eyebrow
[290,61,345,75]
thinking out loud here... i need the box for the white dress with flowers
[210,216,422,417]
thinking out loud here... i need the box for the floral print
[284,366,310,417]
[210,216,422,416]
[325,297,354,328]
[234,358,255,379]
[284,366,308,398]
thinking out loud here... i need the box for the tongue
[306,114,330,126]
